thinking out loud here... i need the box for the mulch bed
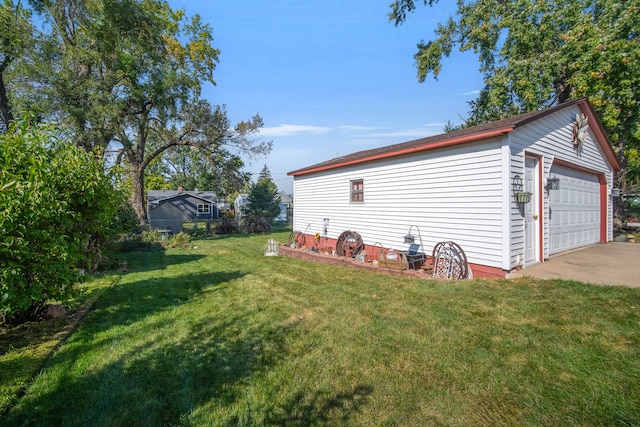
[278,245,433,279]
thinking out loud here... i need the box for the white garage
[548,165,602,254]
[288,98,621,278]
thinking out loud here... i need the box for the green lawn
[2,232,640,426]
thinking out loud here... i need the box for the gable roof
[147,190,217,206]
[288,98,620,177]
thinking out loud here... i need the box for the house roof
[147,190,217,205]
[287,98,620,177]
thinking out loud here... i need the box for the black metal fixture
[404,225,419,244]
[512,175,531,204]
[545,176,560,191]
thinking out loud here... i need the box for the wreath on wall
[572,112,589,150]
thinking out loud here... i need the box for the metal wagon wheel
[432,241,468,279]
[287,231,306,248]
[335,230,363,258]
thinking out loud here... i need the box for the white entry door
[524,157,539,265]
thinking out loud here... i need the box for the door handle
[532,214,538,220]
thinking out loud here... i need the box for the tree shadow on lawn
[4,313,274,425]
[263,385,374,426]
[0,261,213,368]
[121,252,207,274]
[4,267,373,426]
[87,270,245,327]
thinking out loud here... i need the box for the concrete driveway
[507,242,640,288]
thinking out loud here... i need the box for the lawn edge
[1,275,121,416]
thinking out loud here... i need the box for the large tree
[16,0,270,221]
[390,0,640,197]
[118,99,270,221]
[162,145,251,197]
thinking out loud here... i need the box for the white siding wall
[509,106,615,266]
[293,138,506,268]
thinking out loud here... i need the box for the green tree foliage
[0,118,122,322]
[245,165,281,223]
[390,0,640,221]
[389,0,640,153]
[119,99,269,222]
[0,0,33,132]
[8,1,270,222]
[159,135,252,197]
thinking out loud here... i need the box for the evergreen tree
[245,165,281,221]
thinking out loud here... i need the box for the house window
[350,179,364,203]
[197,204,211,214]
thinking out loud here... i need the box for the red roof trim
[575,100,621,171]
[288,98,620,177]
[288,127,513,176]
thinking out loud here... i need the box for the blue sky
[170,1,484,194]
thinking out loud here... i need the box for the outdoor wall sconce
[512,175,531,204]
[612,188,621,198]
[545,176,560,191]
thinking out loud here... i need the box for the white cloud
[368,123,446,139]
[460,89,481,96]
[259,124,332,137]
[337,125,384,132]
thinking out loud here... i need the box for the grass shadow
[121,252,207,274]
[86,270,245,329]
[264,385,374,426]
[4,307,297,425]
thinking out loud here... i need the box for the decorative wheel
[432,241,469,279]
[336,230,363,258]
[287,231,306,248]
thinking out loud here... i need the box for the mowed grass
[0,274,118,413]
[2,232,640,426]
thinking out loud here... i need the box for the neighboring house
[275,192,293,223]
[147,188,218,232]
[287,98,621,278]
[217,200,232,212]
[279,192,293,208]
[274,203,289,222]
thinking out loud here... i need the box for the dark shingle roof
[288,98,618,176]
[147,190,217,204]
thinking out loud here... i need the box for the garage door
[549,165,600,254]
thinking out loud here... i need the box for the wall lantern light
[545,176,560,191]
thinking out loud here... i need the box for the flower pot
[515,191,531,204]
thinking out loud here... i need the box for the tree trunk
[0,69,14,130]
[613,139,628,230]
[131,163,148,224]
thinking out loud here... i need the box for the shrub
[0,119,122,323]
[112,235,164,253]
[141,230,163,243]
[241,215,271,234]
[109,202,140,236]
[215,217,239,235]
[163,232,191,249]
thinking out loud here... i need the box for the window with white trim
[350,179,364,203]
[197,204,211,214]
